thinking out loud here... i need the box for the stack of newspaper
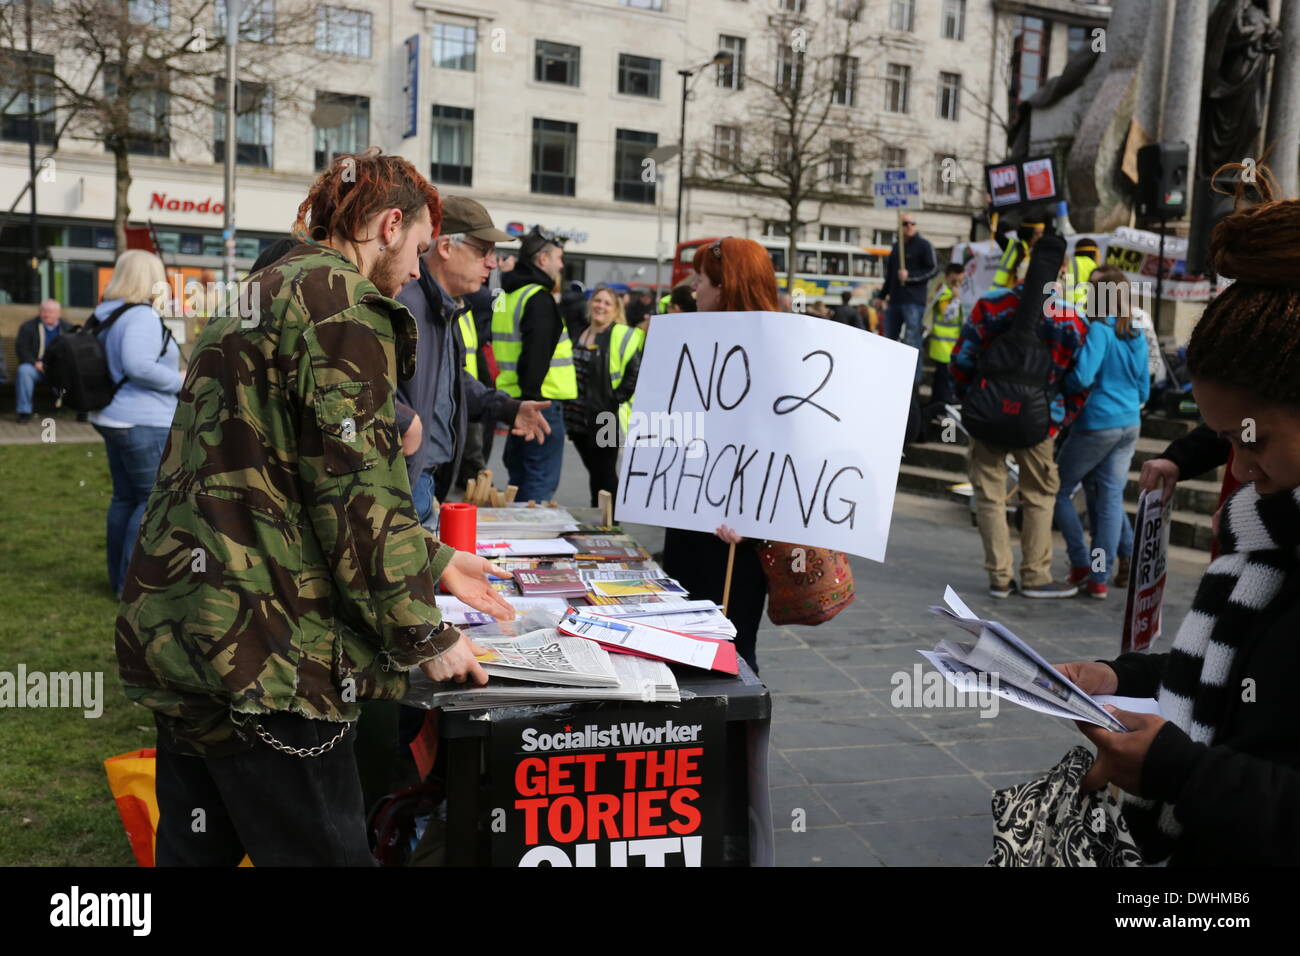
[588,600,738,640]
[415,629,681,711]
[473,506,580,539]
[922,587,1130,732]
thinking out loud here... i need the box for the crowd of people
[11,142,1300,867]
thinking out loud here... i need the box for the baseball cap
[519,225,566,259]
[440,196,512,242]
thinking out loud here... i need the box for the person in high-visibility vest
[921,262,967,435]
[494,225,575,502]
[564,286,646,508]
[989,221,1044,290]
[1064,237,1099,309]
[395,197,551,522]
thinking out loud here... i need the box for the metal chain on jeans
[251,719,352,758]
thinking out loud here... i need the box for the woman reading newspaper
[1059,169,1300,865]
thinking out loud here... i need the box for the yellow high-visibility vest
[990,238,1028,290]
[458,311,479,379]
[608,323,645,433]
[927,286,963,364]
[1066,255,1097,309]
[491,284,577,400]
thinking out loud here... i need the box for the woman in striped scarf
[1059,179,1300,865]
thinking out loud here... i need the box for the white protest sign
[872,168,922,209]
[616,312,916,562]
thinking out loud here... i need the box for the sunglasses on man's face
[463,238,496,259]
[902,221,917,227]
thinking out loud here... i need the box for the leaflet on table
[926,586,1128,732]
[514,568,588,597]
[557,606,739,675]
[578,568,667,582]
[474,506,581,538]
[588,577,687,598]
[591,600,738,639]
[475,538,579,557]
[472,630,620,687]
[437,595,571,625]
[457,610,566,638]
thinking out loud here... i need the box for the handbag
[987,746,1143,867]
[757,541,855,626]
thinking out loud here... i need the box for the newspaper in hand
[924,587,1129,732]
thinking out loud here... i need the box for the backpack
[44,303,172,413]
[961,234,1067,449]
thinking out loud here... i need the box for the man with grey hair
[396,196,551,523]
[15,298,74,423]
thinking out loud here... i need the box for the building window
[776,44,804,92]
[713,124,741,170]
[129,0,169,27]
[828,141,853,186]
[214,78,273,167]
[613,129,657,203]
[933,153,957,196]
[316,6,371,58]
[430,105,473,186]
[618,54,661,98]
[535,40,580,86]
[1068,25,1089,56]
[764,220,796,239]
[0,51,55,145]
[717,35,745,90]
[941,0,965,40]
[779,0,806,12]
[873,228,897,247]
[216,0,274,42]
[313,92,368,171]
[937,71,961,121]
[532,117,577,195]
[774,132,795,170]
[883,145,907,168]
[432,23,477,71]
[621,0,664,8]
[832,55,858,106]
[105,64,170,158]
[1010,15,1049,106]
[884,63,910,113]
[889,0,914,32]
[821,224,859,243]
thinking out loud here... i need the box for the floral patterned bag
[757,541,855,626]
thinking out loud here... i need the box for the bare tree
[0,0,336,254]
[690,0,888,289]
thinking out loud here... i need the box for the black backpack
[961,234,1067,449]
[44,303,172,413]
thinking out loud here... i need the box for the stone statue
[1188,0,1279,274]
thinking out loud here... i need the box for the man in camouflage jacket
[115,152,509,865]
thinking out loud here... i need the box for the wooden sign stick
[721,541,737,616]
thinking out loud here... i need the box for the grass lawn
[0,438,148,865]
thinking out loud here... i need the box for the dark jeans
[503,400,566,502]
[412,469,437,527]
[154,712,375,866]
[95,423,170,596]
[570,429,620,508]
[884,301,925,383]
[921,362,957,428]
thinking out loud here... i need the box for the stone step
[897,462,1216,552]
[1141,414,1200,442]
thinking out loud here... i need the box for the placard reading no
[872,168,923,209]
[617,312,916,562]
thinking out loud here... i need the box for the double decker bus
[671,236,894,303]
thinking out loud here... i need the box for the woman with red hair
[661,237,780,673]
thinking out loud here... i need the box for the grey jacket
[396,259,520,491]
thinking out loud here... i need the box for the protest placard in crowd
[1122,488,1175,653]
[616,311,915,562]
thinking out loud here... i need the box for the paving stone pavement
[485,436,1210,868]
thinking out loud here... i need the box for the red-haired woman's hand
[714,524,744,545]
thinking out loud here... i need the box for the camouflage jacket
[115,243,460,756]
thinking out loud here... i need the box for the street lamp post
[675,51,732,252]
[222,0,239,284]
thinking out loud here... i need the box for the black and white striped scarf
[1122,482,1300,862]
